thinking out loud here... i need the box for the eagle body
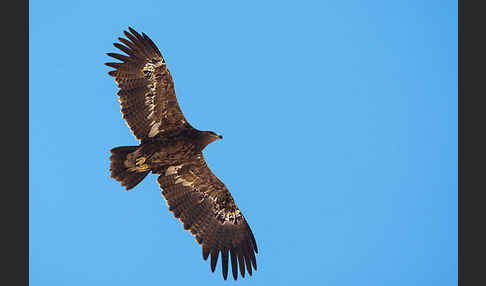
[130,129,215,171]
[106,28,257,280]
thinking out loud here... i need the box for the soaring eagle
[106,28,258,280]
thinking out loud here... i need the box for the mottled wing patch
[156,154,258,280]
[106,27,190,140]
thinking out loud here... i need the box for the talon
[136,157,146,166]
[138,163,149,171]
[134,157,149,171]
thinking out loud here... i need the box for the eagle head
[207,131,223,140]
[197,130,223,150]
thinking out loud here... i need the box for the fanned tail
[109,146,150,190]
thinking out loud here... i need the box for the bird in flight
[106,27,258,280]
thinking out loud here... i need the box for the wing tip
[221,247,229,280]
[128,26,137,34]
[104,62,120,69]
[203,236,258,280]
[202,246,210,261]
[210,249,219,272]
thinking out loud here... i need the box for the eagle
[105,27,258,280]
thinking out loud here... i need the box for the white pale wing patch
[148,122,160,137]
[165,164,195,187]
[174,177,194,187]
[165,164,184,176]
[143,62,164,138]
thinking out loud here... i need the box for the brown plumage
[106,27,258,280]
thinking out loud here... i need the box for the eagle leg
[135,157,149,171]
[136,157,146,165]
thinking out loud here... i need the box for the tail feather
[109,146,149,190]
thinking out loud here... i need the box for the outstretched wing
[155,154,258,280]
[106,27,190,140]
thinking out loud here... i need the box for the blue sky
[30,1,457,285]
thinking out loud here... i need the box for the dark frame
[459,0,486,285]
[5,0,29,285]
